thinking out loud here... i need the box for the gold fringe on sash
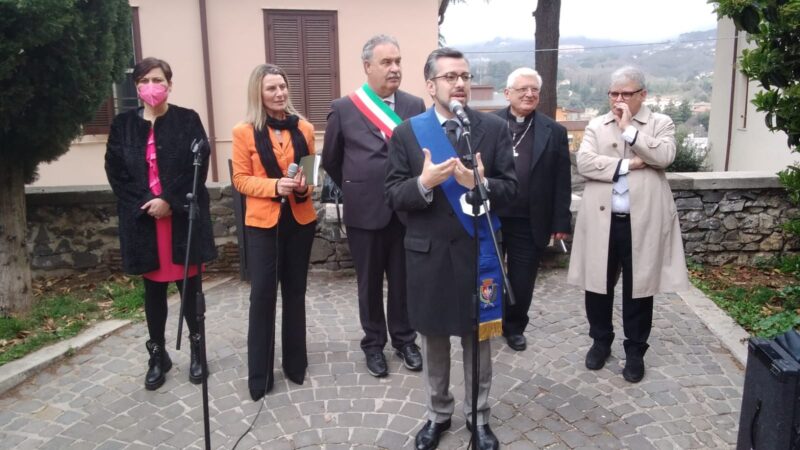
[479,319,503,341]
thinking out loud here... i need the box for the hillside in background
[458,29,716,113]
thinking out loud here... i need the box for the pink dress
[142,128,199,282]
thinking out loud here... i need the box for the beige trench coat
[567,106,690,298]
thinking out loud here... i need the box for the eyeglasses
[430,72,474,84]
[510,87,540,95]
[607,89,643,100]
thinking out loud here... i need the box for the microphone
[191,139,204,154]
[448,99,471,127]
[281,163,299,205]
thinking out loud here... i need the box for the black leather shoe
[249,376,274,401]
[396,344,423,371]
[284,369,305,385]
[365,351,388,377]
[188,333,205,384]
[415,419,451,450]
[144,340,172,391]
[585,342,612,370]
[249,388,265,401]
[466,422,499,450]
[505,334,527,351]
[623,354,645,383]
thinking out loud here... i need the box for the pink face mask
[138,83,169,107]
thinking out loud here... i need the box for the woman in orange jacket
[231,64,316,401]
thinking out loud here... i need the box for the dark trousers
[143,276,199,345]
[346,214,416,353]
[245,210,315,393]
[500,217,542,336]
[585,215,653,355]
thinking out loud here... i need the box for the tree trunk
[534,0,561,119]
[0,159,32,315]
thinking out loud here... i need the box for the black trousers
[500,217,542,336]
[245,209,315,393]
[346,214,416,353]
[143,276,199,346]
[585,214,653,356]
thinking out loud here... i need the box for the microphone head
[448,99,463,114]
[448,99,470,126]
[286,162,299,178]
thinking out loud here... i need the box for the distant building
[468,84,508,112]
[691,102,711,113]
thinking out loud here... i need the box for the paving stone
[0,270,744,449]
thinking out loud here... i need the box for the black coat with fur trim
[105,105,217,275]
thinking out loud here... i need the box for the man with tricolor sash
[322,35,425,378]
[385,47,517,450]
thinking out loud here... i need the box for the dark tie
[444,120,460,149]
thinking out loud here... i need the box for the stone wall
[24,184,353,278]
[668,172,799,265]
[24,171,797,277]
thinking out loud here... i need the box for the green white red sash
[348,83,402,138]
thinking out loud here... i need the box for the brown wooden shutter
[83,95,114,135]
[265,10,339,130]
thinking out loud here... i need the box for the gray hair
[610,66,646,89]
[423,47,468,80]
[506,67,542,89]
[361,35,400,62]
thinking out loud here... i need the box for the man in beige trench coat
[567,66,689,383]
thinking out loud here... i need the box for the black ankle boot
[145,340,172,390]
[189,333,205,384]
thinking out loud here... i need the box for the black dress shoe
[415,419,451,450]
[284,369,305,385]
[249,377,274,401]
[466,422,499,450]
[623,355,645,383]
[505,334,527,351]
[365,351,388,377]
[249,388,265,401]
[396,343,423,371]
[585,342,612,370]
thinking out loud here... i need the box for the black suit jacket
[385,107,518,336]
[322,89,425,230]
[494,107,572,248]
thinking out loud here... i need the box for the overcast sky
[440,0,720,44]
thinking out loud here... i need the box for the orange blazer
[231,120,316,229]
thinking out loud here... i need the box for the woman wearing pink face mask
[105,57,217,391]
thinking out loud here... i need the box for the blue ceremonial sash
[409,108,503,340]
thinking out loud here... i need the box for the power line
[461,36,738,55]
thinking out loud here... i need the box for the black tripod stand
[458,124,515,449]
[176,138,211,450]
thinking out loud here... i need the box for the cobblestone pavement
[0,268,743,449]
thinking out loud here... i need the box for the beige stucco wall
[32,0,439,187]
[708,18,798,172]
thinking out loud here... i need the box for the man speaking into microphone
[385,47,517,450]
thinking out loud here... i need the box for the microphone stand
[177,139,211,450]
[458,123,515,449]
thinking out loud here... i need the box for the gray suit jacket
[322,89,425,230]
